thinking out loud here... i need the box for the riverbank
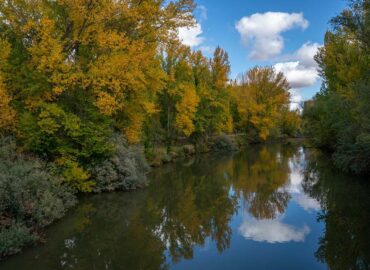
[0,133,241,259]
[146,134,245,167]
[0,133,306,260]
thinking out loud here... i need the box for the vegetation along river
[1,143,369,270]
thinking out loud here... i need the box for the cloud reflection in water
[239,217,310,243]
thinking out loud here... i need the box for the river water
[1,143,369,270]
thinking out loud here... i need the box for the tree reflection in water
[2,144,368,270]
[302,149,370,270]
[50,144,300,269]
[230,145,298,219]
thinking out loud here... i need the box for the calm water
[1,144,370,270]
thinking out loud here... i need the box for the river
[1,143,369,269]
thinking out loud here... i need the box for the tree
[280,108,302,137]
[159,43,199,147]
[0,39,15,133]
[0,0,196,191]
[157,45,234,151]
[208,47,233,134]
[181,47,234,149]
[303,0,370,174]
[233,67,290,141]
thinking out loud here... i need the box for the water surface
[1,144,369,269]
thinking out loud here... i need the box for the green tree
[303,0,370,174]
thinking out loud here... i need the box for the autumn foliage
[231,67,300,142]
[0,0,300,193]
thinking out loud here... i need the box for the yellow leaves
[0,0,198,150]
[23,17,73,102]
[56,157,93,192]
[281,109,301,136]
[211,47,230,90]
[142,101,158,114]
[0,39,15,132]
[96,30,129,51]
[124,111,145,144]
[233,67,290,141]
[0,39,11,64]
[175,84,199,136]
[0,75,16,132]
[53,86,64,96]
[25,18,64,73]
[95,92,119,116]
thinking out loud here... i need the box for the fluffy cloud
[295,42,321,67]
[239,218,310,243]
[274,61,318,89]
[295,194,321,212]
[274,42,322,89]
[178,23,205,47]
[236,12,308,60]
[273,42,322,108]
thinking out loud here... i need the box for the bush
[0,223,37,257]
[0,137,76,258]
[334,133,370,174]
[212,134,238,152]
[90,135,150,192]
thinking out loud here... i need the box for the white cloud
[295,42,321,67]
[239,218,310,243]
[236,12,308,60]
[197,5,208,21]
[273,42,322,108]
[274,61,318,89]
[178,22,205,47]
[295,194,321,212]
[289,89,303,110]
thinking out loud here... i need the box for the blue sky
[178,0,347,107]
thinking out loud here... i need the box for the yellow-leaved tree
[0,38,15,133]
[233,67,290,141]
[0,0,196,191]
[175,83,199,136]
[160,42,200,145]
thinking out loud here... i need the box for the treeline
[0,0,300,257]
[0,0,300,193]
[303,0,370,174]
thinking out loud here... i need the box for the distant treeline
[303,0,370,175]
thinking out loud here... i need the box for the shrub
[0,223,37,257]
[183,144,196,155]
[334,133,370,174]
[212,134,238,152]
[90,135,150,192]
[0,137,76,258]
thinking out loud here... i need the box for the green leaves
[303,0,370,174]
